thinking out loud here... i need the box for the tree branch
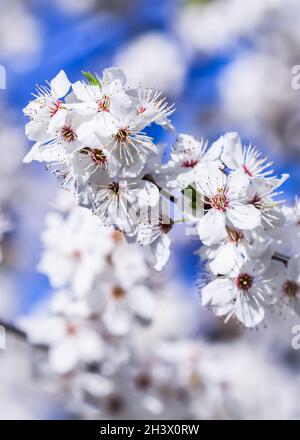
[0,319,48,350]
[0,319,27,340]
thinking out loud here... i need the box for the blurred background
[1,0,300,419]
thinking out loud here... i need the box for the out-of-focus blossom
[0,122,26,204]
[115,33,188,96]
[37,207,115,296]
[177,0,281,55]
[202,259,282,327]
[0,0,41,70]
[218,52,297,150]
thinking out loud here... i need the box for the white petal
[201,278,233,307]
[77,330,103,361]
[135,181,160,208]
[221,132,244,169]
[103,67,127,87]
[291,298,300,316]
[50,70,70,98]
[49,339,78,374]
[153,234,171,271]
[227,204,261,230]
[23,142,63,164]
[25,119,48,142]
[228,170,250,195]
[103,303,131,336]
[19,316,65,345]
[47,108,67,134]
[72,81,93,102]
[195,165,226,197]
[287,256,300,283]
[205,135,223,161]
[23,143,40,163]
[235,294,265,328]
[209,243,244,275]
[129,286,155,321]
[197,209,227,245]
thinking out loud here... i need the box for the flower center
[134,372,152,390]
[105,394,124,414]
[112,286,126,300]
[236,273,254,291]
[226,227,244,243]
[138,106,146,114]
[71,250,82,261]
[283,280,299,298]
[115,128,130,143]
[182,159,199,169]
[159,216,174,234]
[98,95,110,112]
[112,230,123,243]
[61,125,77,143]
[50,100,62,117]
[91,148,107,165]
[242,164,252,177]
[210,188,228,211]
[66,322,77,336]
[189,371,202,388]
[108,182,120,195]
[250,193,262,208]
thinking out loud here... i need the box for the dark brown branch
[0,319,48,350]
[0,319,27,340]
[272,252,290,266]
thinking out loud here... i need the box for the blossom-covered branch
[23,67,300,328]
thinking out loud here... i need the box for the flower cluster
[23,68,299,328]
[19,199,299,419]
[19,201,227,418]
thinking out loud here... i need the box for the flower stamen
[236,273,254,292]
[283,280,299,298]
[61,125,77,143]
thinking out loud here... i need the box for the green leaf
[81,71,101,87]
[184,0,211,5]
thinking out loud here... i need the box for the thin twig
[0,319,27,340]
[272,252,290,266]
[0,319,48,350]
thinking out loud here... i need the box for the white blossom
[202,259,282,327]
[37,207,115,296]
[23,70,70,144]
[196,167,261,246]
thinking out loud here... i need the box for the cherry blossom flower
[277,255,300,316]
[21,315,104,374]
[23,70,70,143]
[166,133,223,190]
[221,132,275,180]
[37,207,115,296]
[201,259,282,327]
[196,167,261,246]
[87,178,159,232]
[89,281,156,336]
[136,214,173,271]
